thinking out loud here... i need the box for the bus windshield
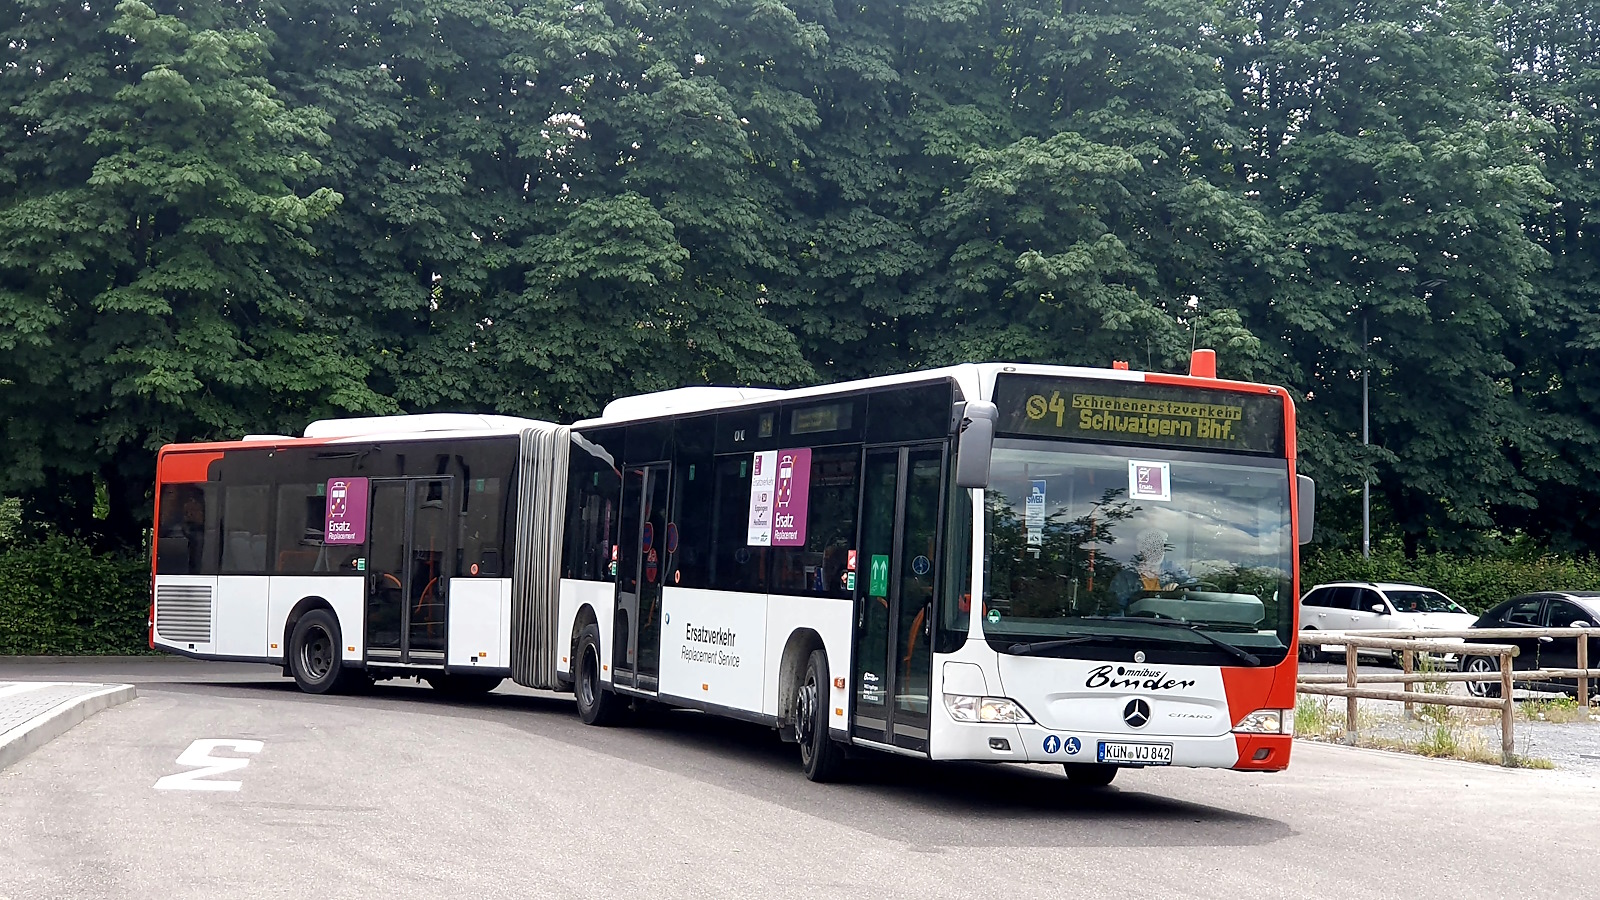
[981,440,1294,664]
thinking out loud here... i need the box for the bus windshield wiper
[1105,616,1262,667]
[1006,633,1140,655]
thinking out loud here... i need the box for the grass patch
[1295,697,1335,738]
[1520,697,1594,724]
[1295,692,1557,769]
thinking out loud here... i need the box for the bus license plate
[1097,742,1173,765]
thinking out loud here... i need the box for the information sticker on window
[1128,461,1171,502]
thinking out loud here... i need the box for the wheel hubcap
[303,627,332,680]
[1468,659,1493,695]
[580,649,597,709]
[796,676,817,750]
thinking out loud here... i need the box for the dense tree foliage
[0,0,1595,555]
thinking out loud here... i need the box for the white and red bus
[152,353,1313,784]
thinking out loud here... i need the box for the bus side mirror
[955,400,998,489]
[1297,475,1316,545]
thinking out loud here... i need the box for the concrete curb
[0,684,137,772]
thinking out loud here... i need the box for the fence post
[1500,651,1515,767]
[1402,649,1414,719]
[1345,643,1359,745]
[1580,634,1590,709]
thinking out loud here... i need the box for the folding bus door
[851,445,943,752]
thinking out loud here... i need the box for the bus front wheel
[797,649,847,783]
[575,624,621,726]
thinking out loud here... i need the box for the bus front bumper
[933,722,1292,771]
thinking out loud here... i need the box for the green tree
[1493,0,1600,551]
[0,0,382,548]
[1223,0,1549,553]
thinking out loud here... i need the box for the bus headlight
[943,694,1034,724]
[1233,709,1293,734]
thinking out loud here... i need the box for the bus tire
[797,649,847,783]
[575,624,620,726]
[1063,763,1118,788]
[425,674,503,696]
[289,609,349,695]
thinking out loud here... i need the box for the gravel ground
[1297,660,1600,774]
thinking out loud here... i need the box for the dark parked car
[1460,592,1600,698]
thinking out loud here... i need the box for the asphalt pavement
[0,657,1593,900]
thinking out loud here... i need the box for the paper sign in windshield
[1026,479,1046,546]
[1128,461,1171,502]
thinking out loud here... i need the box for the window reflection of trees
[987,486,1139,618]
[986,462,1291,633]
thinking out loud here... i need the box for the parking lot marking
[153,739,264,792]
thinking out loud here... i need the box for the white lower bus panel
[215,576,270,659]
[447,578,512,670]
[761,593,852,735]
[555,579,616,684]
[265,576,366,663]
[657,587,768,715]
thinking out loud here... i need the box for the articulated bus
[151,353,1313,784]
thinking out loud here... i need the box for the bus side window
[709,456,766,592]
[563,449,619,583]
[220,485,271,574]
[769,448,859,598]
[156,483,216,575]
[936,482,972,653]
[458,476,504,577]
[273,483,324,573]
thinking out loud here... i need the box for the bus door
[366,477,453,665]
[851,445,944,751]
[614,463,669,691]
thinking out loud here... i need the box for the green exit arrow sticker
[868,554,890,598]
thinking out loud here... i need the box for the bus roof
[577,362,1187,427]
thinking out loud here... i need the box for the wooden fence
[1295,628,1600,766]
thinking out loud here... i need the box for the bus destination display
[993,374,1285,454]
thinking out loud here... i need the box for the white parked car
[1298,582,1479,664]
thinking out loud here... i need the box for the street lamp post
[1362,313,1370,559]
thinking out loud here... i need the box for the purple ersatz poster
[325,477,369,544]
[771,448,811,547]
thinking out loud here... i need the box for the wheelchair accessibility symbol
[1064,737,1081,755]
[1043,735,1061,754]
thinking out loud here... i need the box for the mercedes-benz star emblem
[1133,650,1146,663]
[1123,698,1151,728]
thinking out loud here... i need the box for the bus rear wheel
[575,624,621,726]
[289,609,362,695]
[1062,763,1118,788]
[797,649,847,782]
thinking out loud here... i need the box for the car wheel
[1463,656,1501,698]
[1063,763,1118,787]
[1298,631,1324,664]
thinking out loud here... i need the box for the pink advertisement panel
[325,477,369,544]
[771,448,811,547]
